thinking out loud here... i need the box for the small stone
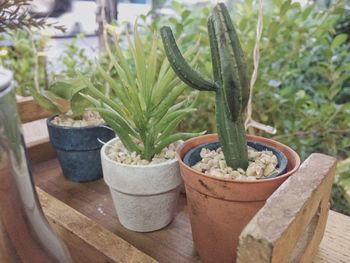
[219,160,226,170]
[200,148,207,158]
[264,162,276,176]
[193,165,202,172]
[223,173,231,179]
[210,169,223,178]
[231,171,241,178]
[237,168,245,174]
[248,150,261,159]
[106,140,179,166]
[190,146,278,181]
[246,164,258,177]
[201,157,210,164]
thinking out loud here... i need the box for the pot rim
[47,115,110,130]
[177,133,300,184]
[101,137,178,169]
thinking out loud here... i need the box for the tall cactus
[161,3,249,170]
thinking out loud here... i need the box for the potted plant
[161,3,301,263]
[81,23,203,232]
[28,76,115,182]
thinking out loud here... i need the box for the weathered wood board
[37,188,156,263]
[31,158,350,263]
[237,154,337,263]
[18,98,349,263]
[17,96,52,124]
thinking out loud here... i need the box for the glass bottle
[0,68,72,263]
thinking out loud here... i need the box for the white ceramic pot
[101,138,183,232]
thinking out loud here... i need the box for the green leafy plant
[161,3,249,169]
[0,30,48,96]
[80,23,202,161]
[335,158,350,200]
[114,1,216,133]
[18,35,89,117]
[54,33,94,78]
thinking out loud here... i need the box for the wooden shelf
[32,158,350,263]
[18,98,350,262]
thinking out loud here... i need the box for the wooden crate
[19,97,350,262]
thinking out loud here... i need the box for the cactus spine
[161,3,249,170]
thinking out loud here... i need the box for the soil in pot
[185,141,288,181]
[47,114,115,182]
[178,134,300,263]
[51,111,104,127]
[101,138,183,232]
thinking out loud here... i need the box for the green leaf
[132,23,147,102]
[331,34,348,49]
[156,109,196,143]
[302,5,313,20]
[107,28,135,88]
[154,131,205,155]
[49,78,85,100]
[71,91,91,117]
[151,84,187,121]
[102,115,141,154]
[146,33,158,106]
[181,10,191,21]
[27,85,60,114]
[154,108,196,137]
[280,0,292,16]
[96,63,130,109]
[79,74,127,119]
[93,107,139,138]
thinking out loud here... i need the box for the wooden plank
[17,96,52,124]
[22,119,56,164]
[31,157,350,263]
[37,187,156,263]
[32,159,198,263]
[237,153,337,263]
[315,211,350,262]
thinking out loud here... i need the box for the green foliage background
[0,0,349,214]
[144,0,350,213]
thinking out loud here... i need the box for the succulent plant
[80,23,203,161]
[161,3,249,170]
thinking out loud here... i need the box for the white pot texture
[101,138,183,232]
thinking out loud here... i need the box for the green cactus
[161,3,249,170]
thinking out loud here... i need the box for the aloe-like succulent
[80,23,202,161]
[161,3,249,170]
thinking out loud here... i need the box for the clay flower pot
[101,138,183,232]
[178,134,300,263]
[47,115,115,182]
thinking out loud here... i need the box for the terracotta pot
[178,134,300,263]
[101,138,183,232]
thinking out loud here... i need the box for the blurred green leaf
[331,33,348,49]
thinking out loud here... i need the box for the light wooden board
[17,96,52,124]
[315,211,350,263]
[22,118,56,164]
[31,158,349,263]
[37,187,156,263]
[237,154,337,263]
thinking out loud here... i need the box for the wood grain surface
[237,154,337,263]
[17,96,52,124]
[32,159,350,263]
[22,118,56,164]
[37,188,156,263]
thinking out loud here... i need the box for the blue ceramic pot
[183,140,288,179]
[47,115,115,182]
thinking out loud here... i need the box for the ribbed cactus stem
[161,3,249,170]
